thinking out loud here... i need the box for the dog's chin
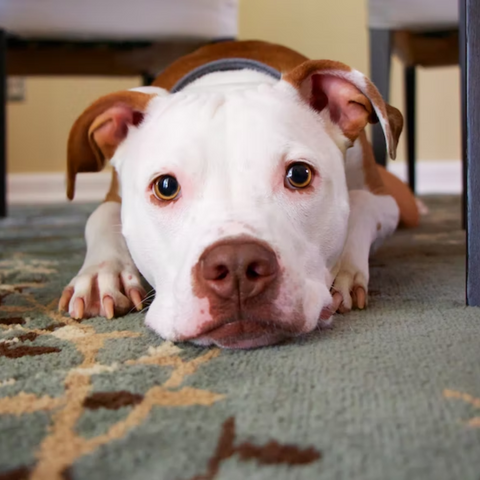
[190,320,291,349]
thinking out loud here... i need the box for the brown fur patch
[152,40,308,91]
[104,170,121,204]
[359,132,388,195]
[377,166,420,228]
[386,104,404,154]
[282,59,351,90]
[364,83,403,160]
[83,391,144,410]
[67,91,155,200]
[358,123,418,229]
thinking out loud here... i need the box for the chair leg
[405,66,416,193]
[464,0,480,306]
[369,28,392,167]
[0,30,6,218]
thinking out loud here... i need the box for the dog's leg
[331,189,399,312]
[58,201,146,319]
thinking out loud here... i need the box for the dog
[59,40,419,349]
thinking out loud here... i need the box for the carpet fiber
[0,196,479,480]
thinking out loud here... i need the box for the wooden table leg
[464,0,480,305]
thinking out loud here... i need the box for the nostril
[214,265,229,281]
[202,259,231,282]
[245,261,276,280]
[246,263,261,280]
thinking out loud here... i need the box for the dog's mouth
[190,320,296,349]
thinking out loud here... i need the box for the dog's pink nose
[200,241,278,300]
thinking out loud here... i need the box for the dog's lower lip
[201,320,271,338]
[195,320,289,349]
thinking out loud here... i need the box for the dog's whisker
[125,301,153,321]
[126,290,156,316]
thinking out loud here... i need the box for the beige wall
[7,77,138,173]
[7,0,461,174]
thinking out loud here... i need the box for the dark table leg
[0,30,6,218]
[464,0,480,305]
[405,66,416,193]
[369,28,392,167]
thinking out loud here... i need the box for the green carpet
[0,196,479,480]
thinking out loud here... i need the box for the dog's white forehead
[116,82,344,186]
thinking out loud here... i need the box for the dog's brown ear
[385,103,404,154]
[66,90,157,200]
[283,60,403,159]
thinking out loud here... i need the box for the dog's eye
[285,163,313,189]
[153,175,181,201]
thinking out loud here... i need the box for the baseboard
[387,160,462,195]
[7,172,112,204]
[7,161,462,204]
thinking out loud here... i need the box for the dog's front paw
[331,262,368,314]
[58,260,146,320]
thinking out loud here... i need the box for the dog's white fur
[65,70,399,346]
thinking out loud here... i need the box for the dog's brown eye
[286,163,312,189]
[153,175,181,201]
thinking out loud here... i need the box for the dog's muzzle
[190,238,300,348]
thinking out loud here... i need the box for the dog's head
[67,60,401,348]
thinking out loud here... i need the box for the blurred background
[4,0,461,198]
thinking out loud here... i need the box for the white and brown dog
[59,41,418,349]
